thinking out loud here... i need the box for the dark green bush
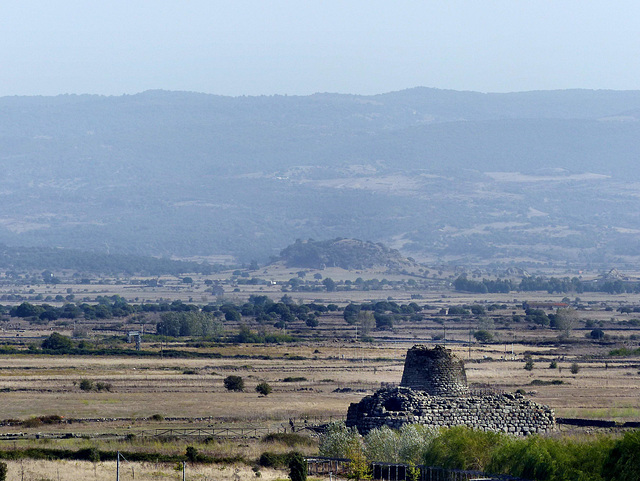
[603,430,640,481]
[41,332,74,351]
[0,461,6,481]
[262,433,315,447]
[488,433,614,481]
[424,425,505,471]
[95,382,112,392]
[289,451,307,481]
[258,451,293,468]
[223,375,244,392]
[255,382,272,396]
[77,447,100,463]
[79,379,94,391]
[185,446,200,462]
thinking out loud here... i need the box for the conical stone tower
[400,344,470,396]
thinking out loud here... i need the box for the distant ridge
[3,88,640,266]
[0,244,215,276]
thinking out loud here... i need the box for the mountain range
[2,87,640,268]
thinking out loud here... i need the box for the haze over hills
[2,87,640,268]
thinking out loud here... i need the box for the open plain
[0,268,639,480]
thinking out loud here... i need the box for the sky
[1,1,640,97]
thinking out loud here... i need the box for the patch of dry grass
[2,459,292,481]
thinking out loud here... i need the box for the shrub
[185,446,199,462]
[549,361,558,369]
[95,382,112,392]
[79,379,94,391]
[319,422,362,459]
[488,433,614,481]
[424,426,505,471]
[262,433,315,447]
[289,451,307,481]
[40,415,63,424]
[255,382,272,396]
[570,363,580,375]
[0,461,6,481]
[283,377,307,382]
[259,451,293,468]
[22,417,42,428]
[604,430,640,480]
[41,332,73,351]
[150,414,164,421]
[78,447,100,462]
[223,375,244,392]
[474,330,493,343]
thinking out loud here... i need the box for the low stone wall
[346,387,555,436]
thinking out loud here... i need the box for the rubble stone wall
[346,387,555,436]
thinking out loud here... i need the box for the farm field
[0,269,639,479]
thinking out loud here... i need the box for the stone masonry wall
[346,387,555,436]
[400,345,469,396]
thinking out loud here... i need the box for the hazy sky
[2,1,639,97]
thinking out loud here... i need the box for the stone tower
[399,344,469,396]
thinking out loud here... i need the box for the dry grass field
[0,271,639,478]
[2,459,290,481]
[0,339,637,428]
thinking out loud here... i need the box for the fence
[306,457,351,477]
[135,427,278,438]
[371,462,524,481]
[307,458,526,481]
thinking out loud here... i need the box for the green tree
[365,426,400,463]
[524,354,534,371]
[357,311,376,337]
[185,446,199,462]
[288,451,307,481]
[224,375,244,392]
[604,430,640,481]
[14,302,44,318]
[323,277,337,292]
[346,443,371,481]
[474,330,493,343]
[41,332,73,351]
[554,308,578,338]
[319,422,362,458]
[255,382,272,396]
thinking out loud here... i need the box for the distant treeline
[6,295,342,337]
[0,244,217,276]
[454,275,640,294]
